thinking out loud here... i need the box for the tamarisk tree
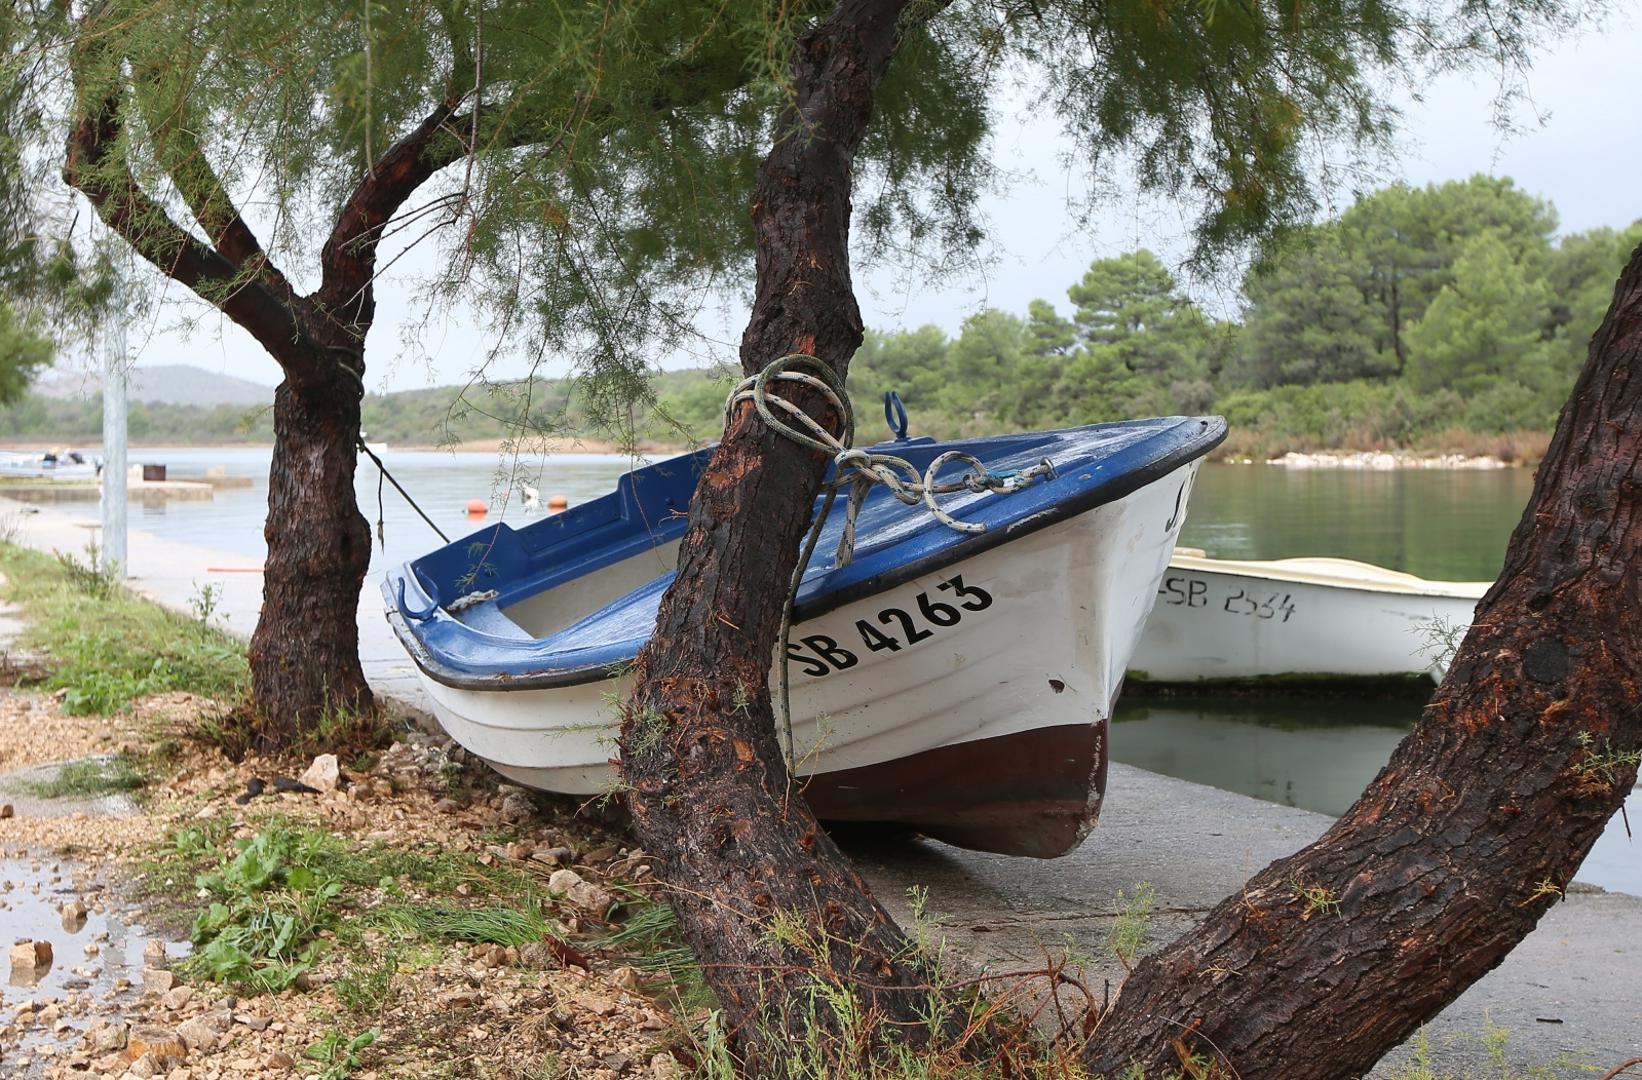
[12,0,987,738]
[616,0,1636,1075]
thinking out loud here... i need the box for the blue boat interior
[385,415,1225,688]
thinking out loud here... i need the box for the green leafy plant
[183,825,346,992]
[303,1027,379,1080]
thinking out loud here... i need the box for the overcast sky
[117,12,1642,395]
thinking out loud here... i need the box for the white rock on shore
[1266,450,1509,470]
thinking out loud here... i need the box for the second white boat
[1128,550,1488,687]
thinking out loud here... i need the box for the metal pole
[100,291,128,578]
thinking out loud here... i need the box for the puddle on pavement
[2,851,190,1073]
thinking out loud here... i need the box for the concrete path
[853,766,1642,1076]
[0,496,431,712]
[7,497,1639,1076]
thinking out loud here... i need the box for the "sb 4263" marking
[785,574,993,677]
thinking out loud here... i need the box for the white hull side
[406,463,1201,795]
[1130,561,1484,683]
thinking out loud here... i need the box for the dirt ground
[1,689,692,1080]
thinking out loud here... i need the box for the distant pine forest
[5,176,1632,460]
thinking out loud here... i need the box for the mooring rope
[357,436,450,546]
[724,354,1056,765]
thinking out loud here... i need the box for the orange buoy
[547,494,569,513]
[465,498,488,516]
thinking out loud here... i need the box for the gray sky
[127,14,1642,394]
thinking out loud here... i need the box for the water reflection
[1112,694,1639,896]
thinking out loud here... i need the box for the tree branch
[130,61,297,303]
[61,20,319,381]
[315,101,461,328]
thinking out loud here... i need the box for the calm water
[65,451,1636,894]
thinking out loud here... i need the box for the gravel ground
[0,691,691,1080]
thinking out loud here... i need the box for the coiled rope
[725,354,1056,765]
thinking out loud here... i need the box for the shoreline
[0,436,692,455]
[2,438,1542,469]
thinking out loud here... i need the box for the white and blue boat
[384,414,1225,857]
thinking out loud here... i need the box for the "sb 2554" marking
[1157,574,1296,623]
[785,574,993,678]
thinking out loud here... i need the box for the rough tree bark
[248,363,374,738]
[1079,242,1642,1078]
[618,0,990,1069]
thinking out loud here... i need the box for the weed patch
[380,900,556,947]
[23,753,147,798]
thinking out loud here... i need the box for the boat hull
[398,462,1201,857]
[1128,554,1487,686]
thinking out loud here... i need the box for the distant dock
[0,462,253,504]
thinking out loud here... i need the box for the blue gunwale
[384,415,1226,691]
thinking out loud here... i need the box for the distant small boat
[384,416,1225,857]
[0,449,101,480]
[1128,549,1488,687]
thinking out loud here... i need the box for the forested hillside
[797,176,1638,457]
[3,177,1631,457]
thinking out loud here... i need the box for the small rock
[298,754,340,793]
[517,942,559,970]
[498,791,534,824]
[0,803,12,819]
[266,1051,295,1069]
[234,1014,271,1032]
[123,1024,187,1062]
[612,965,641,990]
[434,797,463,813]
[438,987,483,1009]
[159,985,195,1011]
[141,967,177,993]
[10,939,53,970]
[603,1051,633,1073]
[547,868,613,913]
[578,993,616,1018]
[82,1017,129,1054]
[530,846,573,867]
[143,940,169,968]
[650,1052,682,1080]
[176,1014,226,1050]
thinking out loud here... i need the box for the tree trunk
[1082,243,1642,1078]
[619,0,998,1071]
[248,359,375,742]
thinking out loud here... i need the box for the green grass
[150,815,549,996]
[0,543,249,714]
[377,901,557,947]
[22,754,147,798]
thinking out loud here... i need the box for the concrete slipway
[5,496,1637,1077]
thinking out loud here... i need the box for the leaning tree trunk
[618,0,995,1072]
[247,356,375,743]
[1081,244,1642,1078]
